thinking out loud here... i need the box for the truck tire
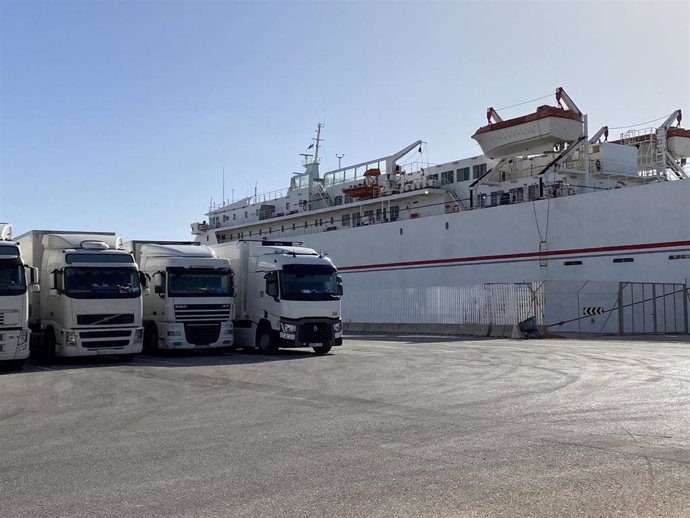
[6,359,25,371]
[144,324,159,355]
[312,345,332,355]
[258,326,279,354]
[40,329,56,365]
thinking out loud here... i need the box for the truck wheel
[144,324,159,355]
[6,359,25,371]
[40,330,56,365]
[258,326,278,354]
[312,345,332,355]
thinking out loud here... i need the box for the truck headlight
[223,328,233,335]
[17,330,29,351]
[333,322,342,333]
[280,322,296,333]
[66,332,77,346]
[134,329,143,342]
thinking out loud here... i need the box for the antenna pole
[222,149,226,206]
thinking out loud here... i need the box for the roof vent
[80,240,109,250]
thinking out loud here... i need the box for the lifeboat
[472,105,583,159]
[342,168,381,199]
[666,127,690,158]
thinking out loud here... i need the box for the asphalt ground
[1,335,689,518]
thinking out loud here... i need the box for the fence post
[618,282,624,335]
[684,282,689,334]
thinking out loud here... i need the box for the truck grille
[79,330,131,348]
[297,323,333,343]
[184,323,220,345]
[174,304,231,322]
[77,314,135,325]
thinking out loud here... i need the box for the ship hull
[274,181,690,334]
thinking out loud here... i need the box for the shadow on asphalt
[346,333,485,344]
[4,347,335,374]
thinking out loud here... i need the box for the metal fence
[618,282,689,334]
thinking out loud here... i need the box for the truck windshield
[168,269,234,297]
[64,267,141,299]
[0,261,27,296]
[280,264,339,301]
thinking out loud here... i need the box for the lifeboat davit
[472,105,584,159]
[667,127,690,158]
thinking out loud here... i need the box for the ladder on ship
[314,182,332,208]
[447,188,465,210]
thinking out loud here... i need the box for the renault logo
[313,325,318,332]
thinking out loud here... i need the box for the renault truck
[125,241,234,352]
[0,224,38,370]
[214,240,343,354]
[16,230,146,361]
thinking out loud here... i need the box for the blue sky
[1,0,688,241]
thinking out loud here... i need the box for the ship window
[400,228,403,235]
[564,260,582,266]
[445,222,449,230]
[244,211,248,219]
[513,187,524,203]
[390,206,399,221]
[320,219,324,226]
[478,193,487,208]
[281,225,284,232]
[304,221,307,229]
[441,171,454,185]
[344,168,355,182]
[233,213,236,221]
[330,216,334,224]
[352,212,361,226]
[249,230,252,237]
[375,208,382,222]
[490,191,500,206]
[669,254,690,260]
[344,194,353,204]
[528,184,539,200]
[286,203,289,211]
[259,229,262,236]
[342,214,351,227]
[255,209,259,216]
[334,195,343,206]
[292,223,295,230]
[473,163,487,179]
[457,167,470,181]
[428,174,438,181]
[613,258,634,263]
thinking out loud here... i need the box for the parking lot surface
[1,335,690,517]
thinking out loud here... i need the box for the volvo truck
[16,230,145,361]
[214,240,343,354]
[125,241,234,352]
[0,224,38,370]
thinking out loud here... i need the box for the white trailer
[0,224,38,370]
[125,241,235,352]
[214,240,343,354]
[16,230,146,362]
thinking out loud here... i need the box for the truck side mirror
[153,271,166,297]
[51,269,63,295]
[265,272,278,299]
[336,275,344,296]
[25,265,39,285]
[139,271,149,289]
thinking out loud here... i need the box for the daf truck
[16,230,146,361]
[214,240,343,354]
[0,224,38,370]
[125,241,234,352]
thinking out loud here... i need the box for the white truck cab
[214,240,343,354]
[0,224,38,370]
[125,241,234,352]
[16,230,145,362]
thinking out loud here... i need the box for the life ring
[453,205,459,212]
[567,187,575,195]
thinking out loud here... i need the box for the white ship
[192,88,690,336]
